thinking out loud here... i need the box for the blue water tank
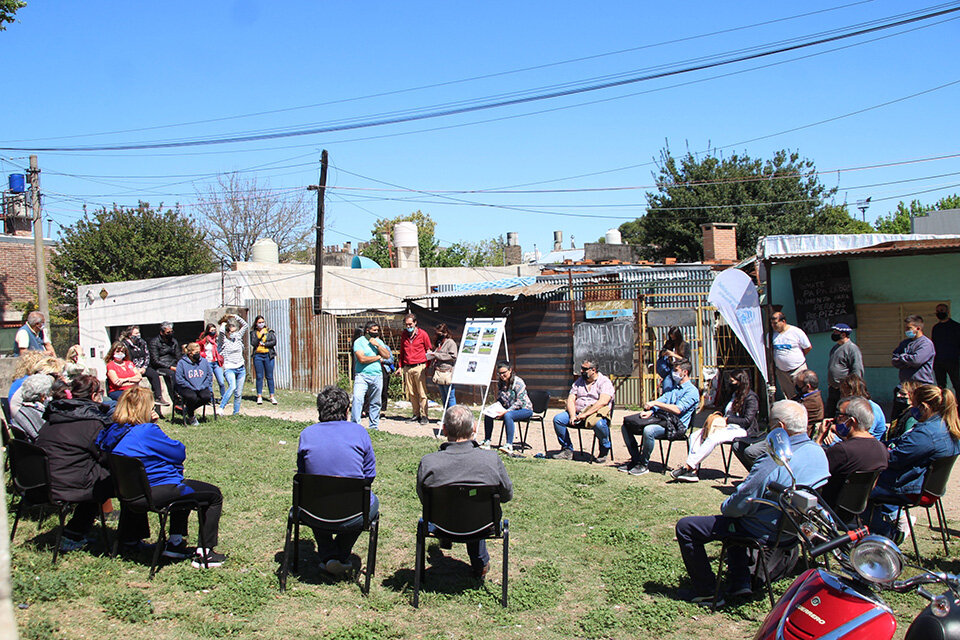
[351,255,382,269]
[8,174,26,193]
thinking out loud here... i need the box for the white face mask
[671,371,684,383]
[113,352,125,362]
[256,322,266,329]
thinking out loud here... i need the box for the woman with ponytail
[869,384,960,539]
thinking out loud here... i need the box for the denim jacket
[879,415,960,495]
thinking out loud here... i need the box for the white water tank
[506,232,518,246]
[393,222,418,248]
[251,238,279,263]
[605,228,622,245]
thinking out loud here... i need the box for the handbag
[432,369,453,385]
[584,405,612,428]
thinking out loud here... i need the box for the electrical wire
[4,3,957,152]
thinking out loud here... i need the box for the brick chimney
[700,222,738,262]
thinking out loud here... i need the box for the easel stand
[442,318,509,435]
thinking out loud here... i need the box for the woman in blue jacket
[870,384,960,538]
[97,387,227,568]
[174,342,213,426]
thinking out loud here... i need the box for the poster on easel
[451,317,507,387]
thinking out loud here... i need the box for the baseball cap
[831,323,852,333]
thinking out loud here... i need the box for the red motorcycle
[751,429,960,640]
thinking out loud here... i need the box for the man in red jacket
[399,313,432,424]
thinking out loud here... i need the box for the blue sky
[2,1,959,255]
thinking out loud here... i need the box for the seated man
[297,385,378,575]
[417,404,513,579]
[819,396,889,509]
[619,359,699,475]
[552,360,615,462]
[675,400,829,605]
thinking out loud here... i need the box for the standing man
[399,313,432,425]
[417,404,512,580]
[891,314,936,417]
[552,360,615,463]
[351,321,391,430]
[297,386,378,576]
[149,321,180,403]
[932,303,960,391]
[826,323,864,418]
[619,359,699,476]
[770,311,812,399]
[15,311,55,356]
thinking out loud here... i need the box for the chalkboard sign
[790,261,856,334]
[573,320,635,376]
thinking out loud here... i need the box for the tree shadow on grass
[382,543,481,597]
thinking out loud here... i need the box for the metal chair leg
[364,519,379,596]
[196,506,209,568]
[758,548,775,607]
[935,499,949,555]
[10,498,24,542]
[98,507,112,557]
[540,421,547,456]
[413,519,425,608]
[905,507,922,565]
[52,504,69,565]
[293,520,301,573]
[502,521,509,608]
[712,541,727,611]
[279,516,294,592]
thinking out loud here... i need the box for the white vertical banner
[708,268,768,381]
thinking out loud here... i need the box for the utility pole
[28,155,50,335]
[308,149,329,315]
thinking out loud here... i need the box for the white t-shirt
[772,325,811,372]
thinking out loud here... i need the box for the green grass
[7,412,945,639]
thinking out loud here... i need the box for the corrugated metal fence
[246,297,338,393]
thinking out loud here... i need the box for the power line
[5,3,957,152]
[1,1,879,145]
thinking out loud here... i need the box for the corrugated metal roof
[405,282,564,301]
[773,237,960,262]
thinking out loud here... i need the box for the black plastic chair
[1,397,11,423]
[833,470,881,527]
[875,454,958,564]
[173,389,218,426]
[9,440,110,564]
[279,474,379,595]
[656,429,690,474]
[567,408,616,463]
[413,484,509,608]
[718,440,737,483]
[106,453,210,578]
[497,390,550,454]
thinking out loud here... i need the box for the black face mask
[190,354,201,363]
[937,311,948,320]
[795,385,806,395]
[831,332,842,342]
[368,332,380,339]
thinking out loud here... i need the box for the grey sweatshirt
[827,340,864,388]
[218,316,249,370]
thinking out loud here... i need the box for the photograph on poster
[452,317,507,388]
[482,328,497,340]
[463,339,478,353]
[467,361,478,372]
[465,328,481,340]
[478,340,494,354]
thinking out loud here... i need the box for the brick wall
[0,237,57,324]
[700,223,738,262]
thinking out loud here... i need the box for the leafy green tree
[0,0,25,30]
[360,211,506,267]
[50,202,217,317]
[619,148,868,262]
[874,193,960,233]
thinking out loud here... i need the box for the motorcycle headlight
[849,535,904,584]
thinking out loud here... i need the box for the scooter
[751,428,960,640]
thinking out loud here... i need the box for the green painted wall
[770,252,960,411]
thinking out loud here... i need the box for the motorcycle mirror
[766,428,793,467]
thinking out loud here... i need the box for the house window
[855,301,947,367]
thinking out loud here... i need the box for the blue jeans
[868,484,913,538]
[220,366,246,414]
[427,523,489,572]
[312,495,379,563]
[438,384,457,408]
[253,353,275,396]
[211,363,225,396]
[553,411,611,451]
[484,408,533,445]
[621,413,668,466]
[352,373,383,429]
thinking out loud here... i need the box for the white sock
[168,534,183,546]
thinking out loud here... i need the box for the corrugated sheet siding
[289,298,337,391]
[246,298,291,389]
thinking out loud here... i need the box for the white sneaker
[479,440,492,450]
[500,443,513,453]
